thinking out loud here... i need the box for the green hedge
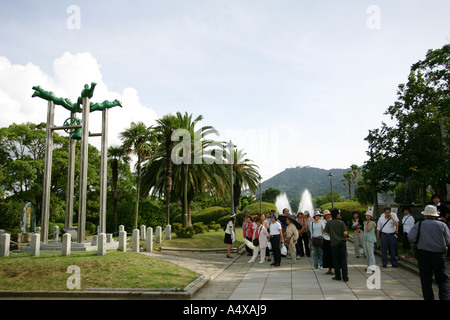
[191,206,230,225]
[243,202,277,215]
[319,201,368,224]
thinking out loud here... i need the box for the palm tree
[140,112,226,227]
[148,113,180,225]
[226,147,260,214]
[108,145,130,232]
[342,171,353,200]
[120,121,154,229]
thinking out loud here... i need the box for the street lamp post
[365,130,379,219]
[328,172,334,209]
[227,140,234,215]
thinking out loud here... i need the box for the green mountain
[261,166,351,201]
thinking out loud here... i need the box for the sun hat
[421,205,439,217]
[230,213,237,218]
[323,209,331,216]
[313,211,322,217]
[364,210,373,217]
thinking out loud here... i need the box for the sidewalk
[188,244,432,300]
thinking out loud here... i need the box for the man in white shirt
[401,207,415,259]
[269,214,284,267]
[377,206,399,267]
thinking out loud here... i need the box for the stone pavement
[149,244,437,300]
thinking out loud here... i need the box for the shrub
[192,222,209,234]
[244,202,277,215]
[172,223,182,235]
[208,221,221,231]
[176,226,195,238]
[191,206,230,225]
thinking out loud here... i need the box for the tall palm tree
[342,171,353,200]
[140,112,226,227]
[120,121,154,229]
[149,114,179,225]
[226,148,260,214]
[108,145,130,232]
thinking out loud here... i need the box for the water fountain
[297,189,314,215]
[274,192,292,215]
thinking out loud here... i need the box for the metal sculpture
[32,82,121,243]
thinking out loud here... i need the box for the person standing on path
[297,212,311,257]
[324,208,349,282]
[432,194,450,258]
[377,206,399,268]
[224,213,237,258]
[243,215,255,256]
[401,207,415,259]
[248,216,270,264]
[408,205,450,300]
[321,210,333,275]
[285,215,299,264]
[363,210,377,272]
[310,211,324,269]
[351,211,364,258]
[269,214,284,267]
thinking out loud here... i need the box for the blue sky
[1,0,449,181]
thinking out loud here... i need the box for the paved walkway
[149,243,436,300]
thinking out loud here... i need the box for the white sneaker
[259,260,265,264]
[248,260,255,263]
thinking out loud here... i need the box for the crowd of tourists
[224,193,450,300]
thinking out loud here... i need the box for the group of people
[223,193,450,300]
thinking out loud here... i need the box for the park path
[146,243,434,300]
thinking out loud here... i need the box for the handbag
[312,237,323,247]
[252,226,261,246]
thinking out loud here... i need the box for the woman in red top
[243,215,255,256]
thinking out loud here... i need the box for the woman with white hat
[363,210,377,272]
[408,205,450,300]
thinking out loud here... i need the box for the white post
[165,225,171,240]
[78,96,90,243]
[41,101,55,244]
[97,233,106,256]
[140,225,146,240]
[0,233,10,257]
[119,225,125,233]
[132,229,140,252]
[99,109,108,234]
[53,225,59,242]
[31,233,40,257]
[118,230,127,252]
[146,227,153,252]
[155,226,162,244]
[62,233,71,256]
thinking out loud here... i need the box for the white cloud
[0,52,158,151]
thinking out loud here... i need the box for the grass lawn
[0,251,198,291]
[154,228,244,249]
